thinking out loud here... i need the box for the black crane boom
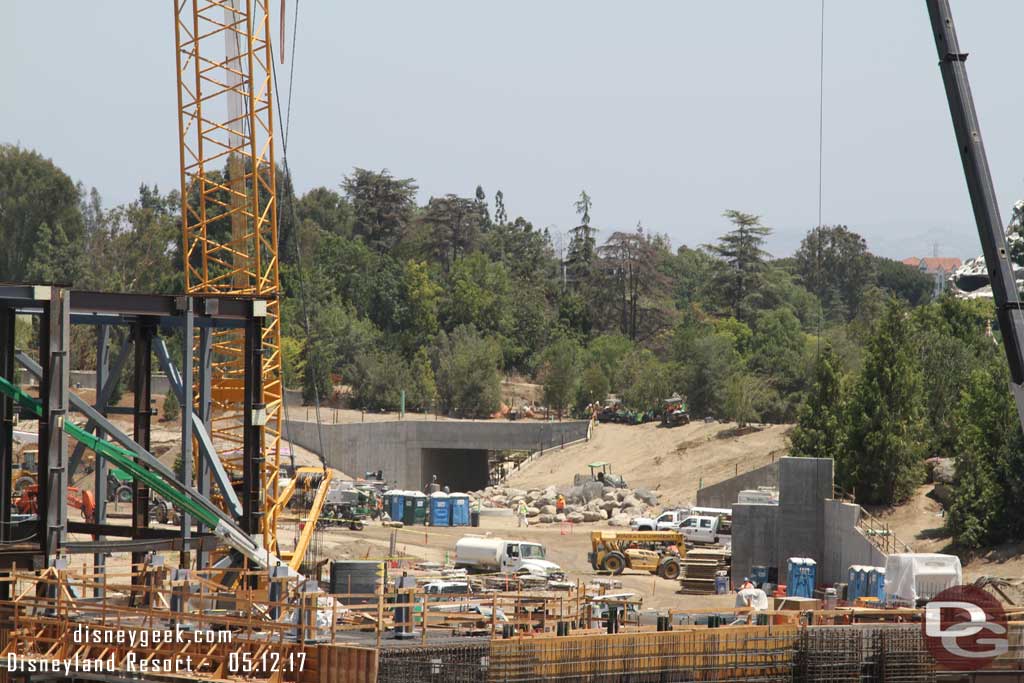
[926,0,1024,427]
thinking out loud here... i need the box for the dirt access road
[506,420,791,509]
[317,514,734,613]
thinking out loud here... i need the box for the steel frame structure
[173,0,284,552]
[0,287,268,595]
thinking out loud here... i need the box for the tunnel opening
[420,448,489,492]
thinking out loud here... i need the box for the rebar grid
[379,643,490,683]
[799,625,935,683]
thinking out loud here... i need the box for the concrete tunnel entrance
[420,448,490,492]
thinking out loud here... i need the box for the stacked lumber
[678,548,730,595]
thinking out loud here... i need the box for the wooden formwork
[312,645,377,683]
[488,625,799,682]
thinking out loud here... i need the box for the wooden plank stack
[678,548,730,595]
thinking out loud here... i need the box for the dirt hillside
[506,420,792,508]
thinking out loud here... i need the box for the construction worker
[740,577,754,590]
[516,500,529,528]
[555,494,566,513]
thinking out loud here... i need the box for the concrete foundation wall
[696,461,779,508]
[821,500,886,585]
[283,419,589,491]
[731,457,834,587]
[731,503,778,584]
[775,458,833,568]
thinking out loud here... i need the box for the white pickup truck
[630,506,731,532]
[678,514,732,546]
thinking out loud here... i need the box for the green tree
[723,372,767,428]
[301,305,381,402]
[0,145,85,283]
[342,168,417,250]
[841,299,926,505]
[566,190,598,287]
[748,308,808,421]
[873,256,934,306]
[432,325,503,418]
[161,389,180,422]
[620,350,673,413]
[704,210,772,325]
[584,334,635,392]
[297,186,354,237]
[577,365,610,410]
[597,227,673,341]
[350,349,410,411]
[945,360,1019,548]
[419,194,489,271]
[408,348,438,411]
[539,337,581,418]
[669,246,718,308]
[441,252,514,338]
[794,225,874,321]
[80,185,180,294]
[683,333,742,418]
[790,344,845,459]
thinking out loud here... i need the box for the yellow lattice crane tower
[172,0,284,552]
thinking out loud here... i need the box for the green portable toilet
[401,491,417,526]
[409,491,428,525]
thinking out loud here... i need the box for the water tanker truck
[454,536,564,580]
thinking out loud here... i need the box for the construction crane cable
[267,1,330,475]
[815,0,826,356]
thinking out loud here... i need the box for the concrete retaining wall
[776,457,832,568]
[731,503,779,583]
[283,418,589,491]
[821,500,886,585]
[696,461,779,508]
[70,370,171,395]
[731,457,833,587]
[730,457,888,589]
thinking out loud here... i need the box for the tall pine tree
[841,298,926,505]
[789,343,845,459]
[705,210,771,325]
[946,357,1024,548]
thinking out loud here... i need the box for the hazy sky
[5,1,1024,260]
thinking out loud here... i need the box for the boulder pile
[468,483,660,527]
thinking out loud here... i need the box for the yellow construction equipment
[277,468,333,571]
[589,530,685,579]
[173,0,285,553]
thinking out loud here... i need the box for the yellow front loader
[589,530,684,579]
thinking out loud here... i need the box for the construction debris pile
[468,483,659,526]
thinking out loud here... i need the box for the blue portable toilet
[429,492,451,526]
[386,490,405,522]
[449,493,470,526]
[867,566,886,601]
[847,565,868,601]
[786,558,816,598]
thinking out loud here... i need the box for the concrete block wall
[696,460,779,508]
